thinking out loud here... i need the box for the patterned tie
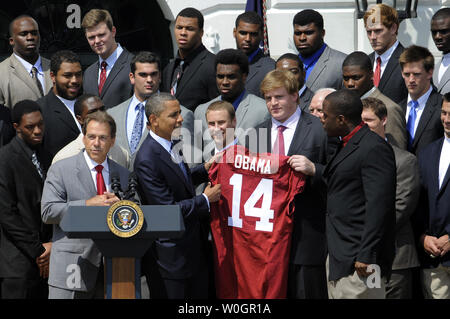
[98,61,107,95]
[406,100,419,151]
[95,165,106,195]
[129,103,144,154]
[31,152,44,179]
[272,125,287,155]
[373,57,381,87]
[170,60,184,95]
[31,66,44,96]
[171,141,188,181]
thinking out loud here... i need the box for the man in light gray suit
[194,49,269,164]
[362,97,420,299]
[0,15,52,109]
[292,9,346,92]
[108,51,194,170]
[41,111,129,299]
[431,8,450,94]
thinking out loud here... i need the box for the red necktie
[273,125,287,155]
[98,61,107,95]
[373,57,381,87]
[95,165,106,195]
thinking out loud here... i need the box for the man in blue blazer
[415,93,450,299]
[134,92,221,299]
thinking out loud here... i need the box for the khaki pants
[421,264,450,299]
[326,255,386,299]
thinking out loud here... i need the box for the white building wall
[159,0,448,61]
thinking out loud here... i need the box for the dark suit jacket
[83,48,134,109]
[246,50,275,98]
[0,136,52,279]
[0,104,14,147]
[161,45,219,111]
[400,89,444,155]
[134,133,210,279]
[38,90,80,157]
[369,43,408,104]
[415,138,450,268]
[318,125,396,281]
[248,112,328,266]
[299,86,314,113]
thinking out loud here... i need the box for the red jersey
[208,145,305,299]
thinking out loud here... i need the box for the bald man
[309,88,335,120]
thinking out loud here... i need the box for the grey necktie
[31,152,44,179]
[129,103,145,154]
[31,66,44,96]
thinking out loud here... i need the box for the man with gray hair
[134,92,221,298]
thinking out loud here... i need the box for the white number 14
[227,173,274,232]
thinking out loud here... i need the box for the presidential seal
[107,200,144,238]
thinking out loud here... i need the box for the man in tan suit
[0,15,52,109]
[342,51,407,149]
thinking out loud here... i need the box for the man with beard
[37,50,83,157]
[0,15,52,109]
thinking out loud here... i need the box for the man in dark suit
[0,100,52,299]
[161,7,218,111]
[364,3,408,104]
[0,104,15,147]
[431,8,450,94]
[276,53,314,112]
[0,15,52,109]
[361,97,420,299]
[81,9,134,109]
[134,92,221,299]
[246,69,328,299]
[292,9,346,92]
[37,50,83,158]
[233,11,275,98]
[414,93,449,299]
[342,51,407,149]
[399,45,444,155]
[296,89,396,298]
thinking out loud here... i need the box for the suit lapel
[325,126,367,176]
[100,50,129,98]
[10,55,42,97]
[287,114,312,156]
[246,51,264,83]
[235,91,250,127]
[176,50,206,97]
[75,151,97,195]
[48,91,80,135]
[306,46,330,89]
[11,138,43,183]
[41,58,52,95]
[434,139,450,197]
[413,91,439,148]
[437,65,450,93]
[378,44,404,91]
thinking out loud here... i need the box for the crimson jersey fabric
[208,145,305,299]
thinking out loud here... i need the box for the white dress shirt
[14,53,46,92]
[439,135,450,189]
[98,43,124,84]
[405,86,433,136]
[438,53,450,83]
[271,107,302,155]
[374,40,400,79]
[83,150,111,192]
[55,94,82,132]
[126,94,147,145]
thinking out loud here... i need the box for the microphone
[110,171,123,200]
[124,172,140,204]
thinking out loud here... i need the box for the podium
[61,203,184,299]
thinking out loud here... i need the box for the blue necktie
[171,141,188,181]
[406,100,419,151]
[130,103,144,154]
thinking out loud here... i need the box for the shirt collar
[14,53,43,74]
[375,40,399,63]
[298,85,307,97]
[55,94,76,109]
[83,148,109,170]
[299,43,327,69]
[215,137,238,154]
[130,94,146,111]
[100,43,123,67]
[221,90,246,110]
[271,106,302,129]
[407,85,433,108]
[15,135,35,157]
[248,47,262,64]
[342,122,365,147]
[176,43,206,65]
[149,129,172,154]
